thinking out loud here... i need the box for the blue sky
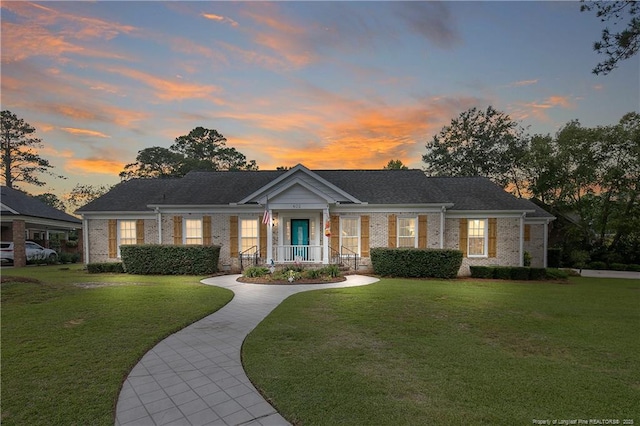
[1,1,638,199]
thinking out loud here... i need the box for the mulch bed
[236,276,346,285]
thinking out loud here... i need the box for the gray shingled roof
[1,186,82,223]
[76,169,553,218]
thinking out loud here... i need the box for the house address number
[292,204,302,209]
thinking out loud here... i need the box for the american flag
[262,198,270,225]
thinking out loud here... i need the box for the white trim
[0,215,81,229]
[267,209,273,262]
[339,216,361,255]
[519,213,525,267]
[467,219,488,258]
[330,204,446,214]
[0,203,19,214]
[440,206,445,249]
[183,217,203,245]
[156,209,162,244]
[543,221,549,268]
[446,211,526,219]
[117,219,137,257]
[83,217,89,264]
[76,212,155,220]
[238,164,363,205]
[396,216,418,248]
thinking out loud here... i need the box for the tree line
[423,107,640,266]
[3,105,638,267]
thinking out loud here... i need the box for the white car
[0,241,58,264]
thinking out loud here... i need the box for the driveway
[115,274,379,426]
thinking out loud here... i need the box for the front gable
[238,164,363,207]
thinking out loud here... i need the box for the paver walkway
[115,274,379,426]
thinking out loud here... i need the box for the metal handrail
[329,245,359,271]
[240,245,260,269]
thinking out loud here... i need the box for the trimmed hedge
[87,262,125,274]
[469,266,569,281]
[120,245,221,275]
[370,248,462,279]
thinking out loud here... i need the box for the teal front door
[291,219,309,260]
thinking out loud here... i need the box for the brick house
[76,164,554,276]
[1,186,83,266]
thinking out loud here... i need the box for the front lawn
[0,265,233,425]
[243,277,640,425]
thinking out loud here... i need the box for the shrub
[319,264,341,278]
[609,263,628,271]
[243,266,270,278]
[120,245,221,275]
[627,264,640,272]
[523,251,532,267]
[87,262,124,274]
[469,266,494,279]
[587,261,607,270]
[509,267,531,280]
[303,268,323,279]
[569,250,590,269]
[493,267,512,280]
[545,268,569,280]
[529,268,547,280]
[370,248,462,279]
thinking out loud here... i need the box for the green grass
[243,277,640,425]
[1,265,233,425]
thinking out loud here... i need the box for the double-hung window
[341,217,359,254]
[184,219,203,245]
[240,218,258,253]
[397,217,417,248]
[468,219,487,256]
[119,220,137,246]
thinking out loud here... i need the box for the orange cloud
[65,158,125,175]
[104,66,224,103]
[60,127,110,138]
[201,12,238,27]
[514,95,576,121]
[1,2,134,63]
[241,7,317,68]
[222,93,479,170]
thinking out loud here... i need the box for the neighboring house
[1,186,83,266]
[76,164,555,276]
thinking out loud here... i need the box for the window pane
[468,219,486,255]
[341,218,358,253]
[398,218,416,248]
[120,220,136,245]
[185,219,202,245]
[240,219,258,252]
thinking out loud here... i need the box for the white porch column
[543,221,549,268]
[322,207,329,264]
[156,208,162,244]
[520,213,526,267]
[82,217,89,265]
[267,209,274,262]
[439,206,445,249]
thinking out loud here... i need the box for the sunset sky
[1,1,638,200]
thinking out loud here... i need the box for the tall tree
[120,127,258,180]
[33,192,66,211]
[384,159,409,170]
[66,184,112,210]
[422,106,528,195]
[580,0,640,75]
[119,147,184,180]
[1,110,63,189]
[524,113,640,263]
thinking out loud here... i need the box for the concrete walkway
[114,274,379,426]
